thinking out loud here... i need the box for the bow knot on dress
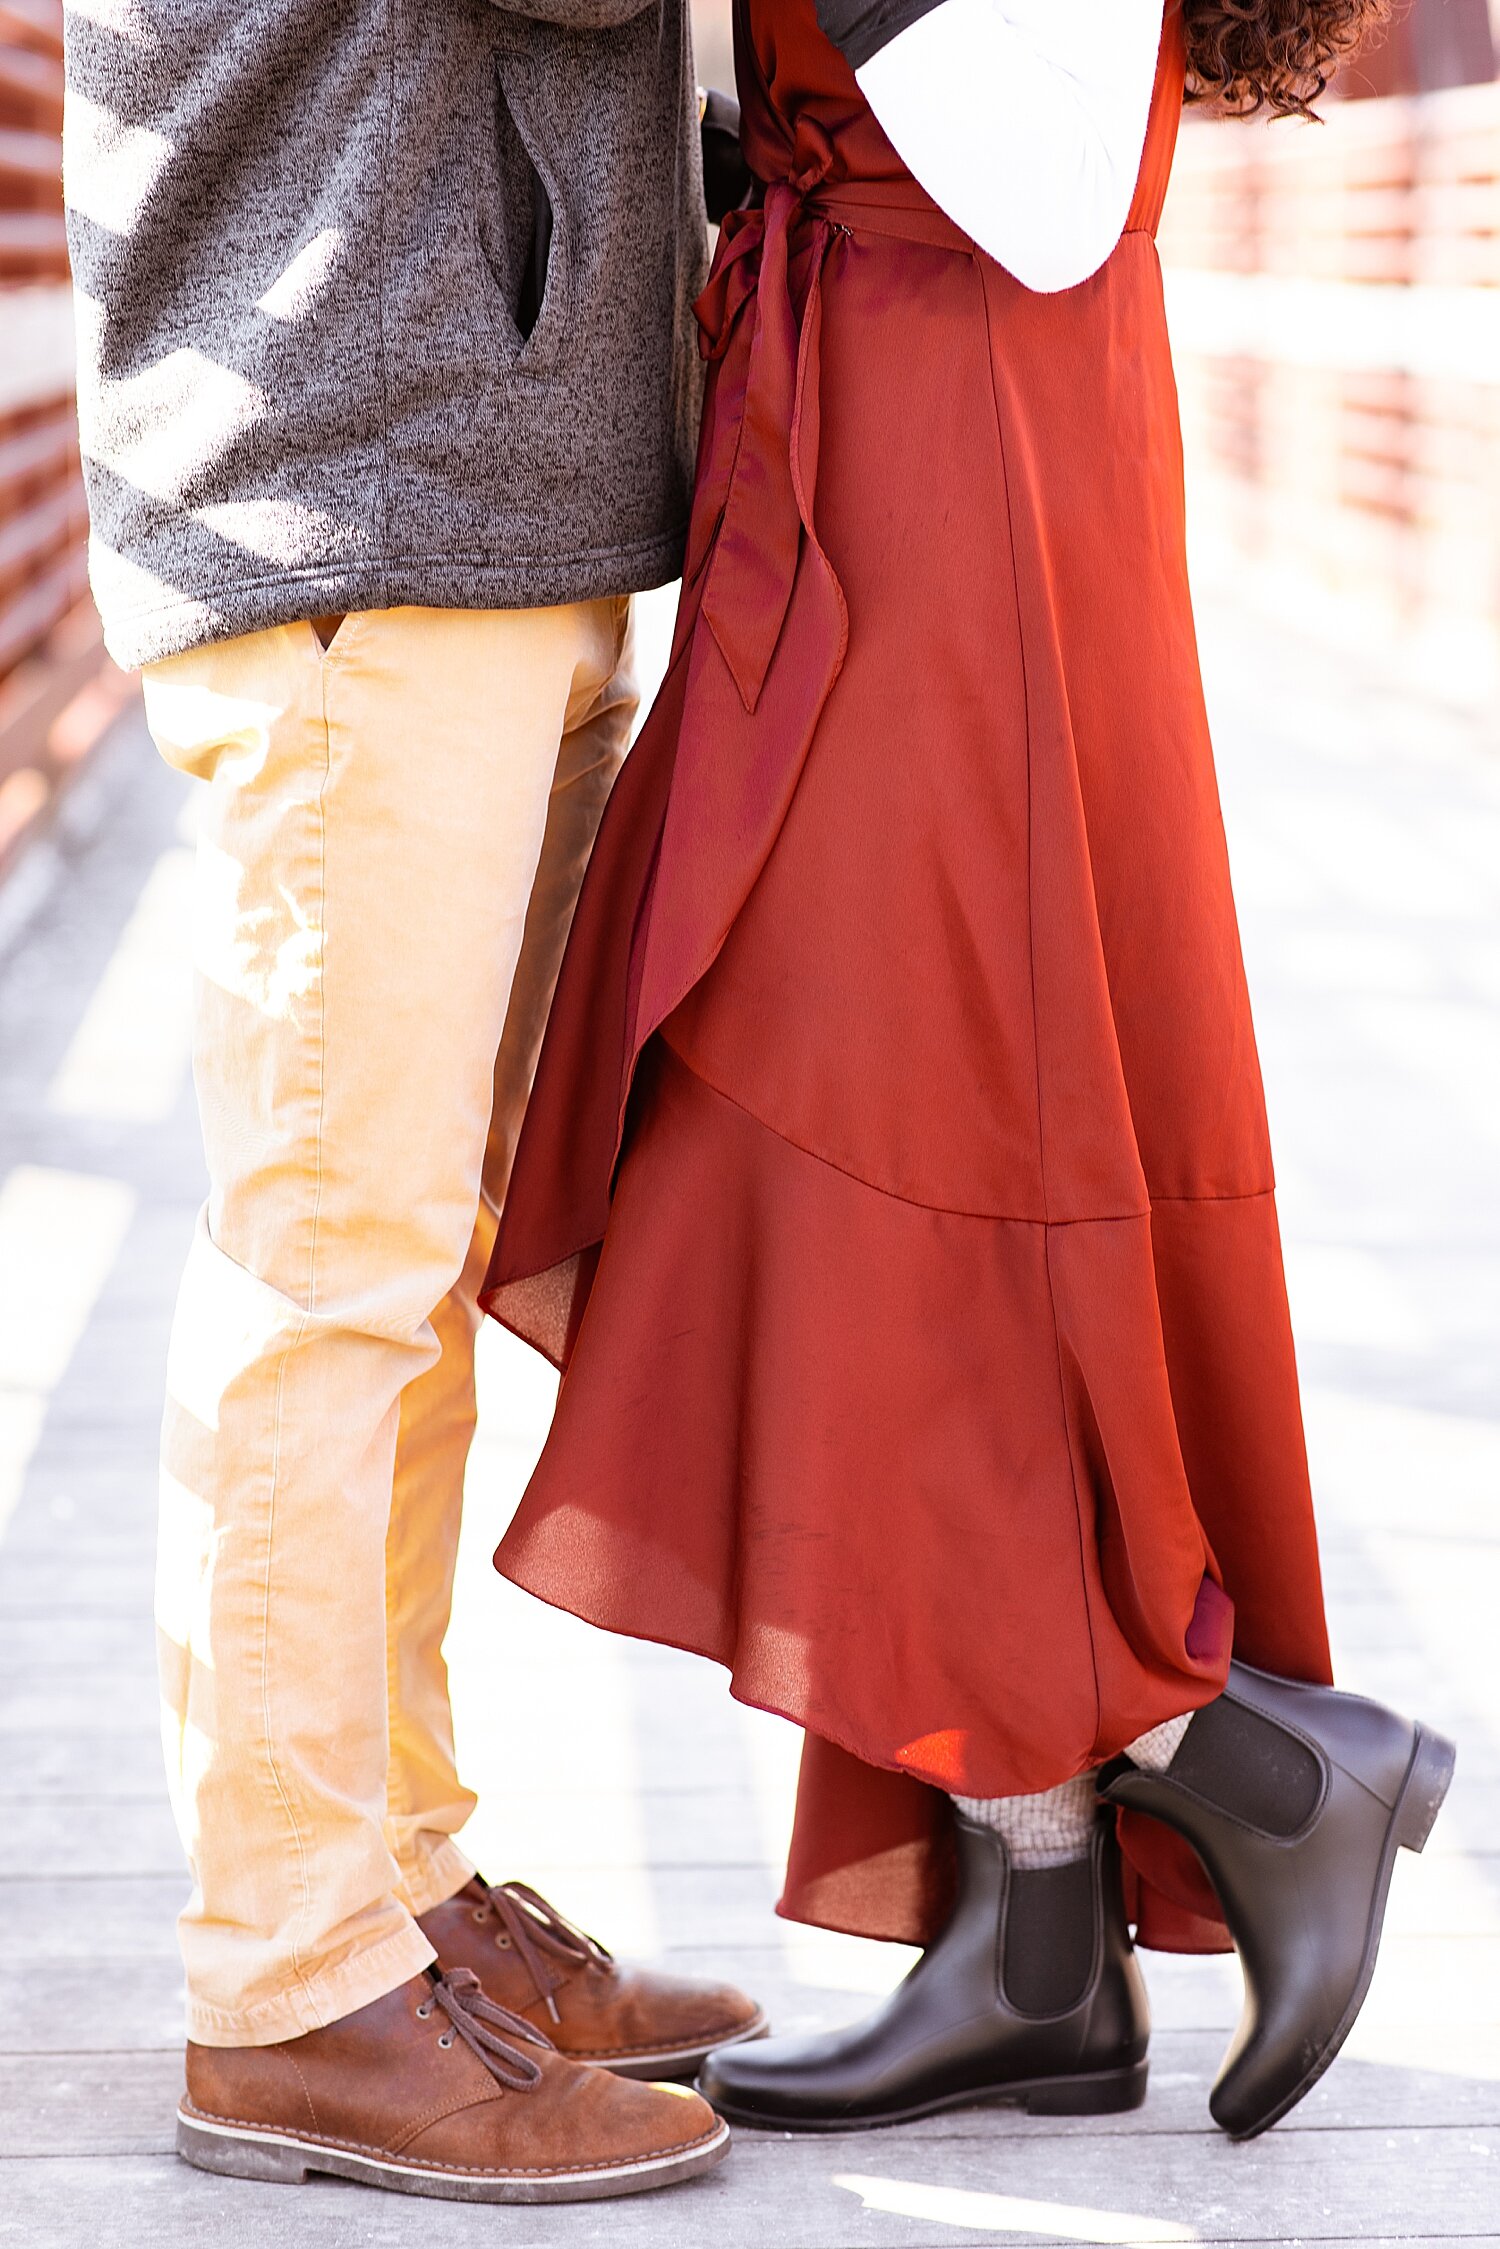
[694,124,842,715]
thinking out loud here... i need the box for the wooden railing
[1343,0,1497,99]
[1160,65,1500,698]
[0,0,130,884]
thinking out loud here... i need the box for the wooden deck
[1,589,1497,2246]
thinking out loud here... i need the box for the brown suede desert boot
[418,1877,767,2079]
[178,1968,729,2203]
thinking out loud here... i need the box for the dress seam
[975,248,1104,1761]
[652,1035,1273,1222]
[1150,1189,1276,1206]
[657,1037,1048,1220]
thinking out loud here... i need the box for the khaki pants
[144,601,634,2045]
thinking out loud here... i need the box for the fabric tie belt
[615,131,980,1149]
[692,130,974,717]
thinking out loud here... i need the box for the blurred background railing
[1159,0,1500,706]
[0,0,128,888]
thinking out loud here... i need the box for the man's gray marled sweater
[62,0,708,670]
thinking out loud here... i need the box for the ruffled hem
[480,1038,1335,1948]
[491,1037,1234,1792]
[479,86,1333,1949]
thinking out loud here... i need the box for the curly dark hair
[1183,0,1394,118]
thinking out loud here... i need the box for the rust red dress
[482,0,1333,1955]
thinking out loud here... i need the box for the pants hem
[399,1836,478,1920]
[184,1916,437,2049]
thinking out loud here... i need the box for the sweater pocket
[476,56,569,372]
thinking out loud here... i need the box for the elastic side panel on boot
[1170,1695,1323,1836]
[1002,1859,1096,2017]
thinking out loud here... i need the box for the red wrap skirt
[481,0,1332,1954]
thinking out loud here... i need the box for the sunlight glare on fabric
[257,228,346,323]
[63,90,172,233]
[61,0,149,36]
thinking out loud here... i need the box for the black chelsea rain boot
[697,1811,1149,2129]
[1099,1659,1455,2140]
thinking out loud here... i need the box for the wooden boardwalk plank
[0,2141,1495,2248]
[6,2035,1500,2158]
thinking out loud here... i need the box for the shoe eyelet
[415,2001,433,2019]
[438,2031,454,2049]
[471,1905,489,1923]
[494,1933,512,1949]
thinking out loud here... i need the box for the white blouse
[854,0,1168,294]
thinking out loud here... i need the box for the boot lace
[423,1967,551,2091]
[472,1880,614,2025]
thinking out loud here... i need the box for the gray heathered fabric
[62,0,709,671]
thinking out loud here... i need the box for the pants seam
[256,665,337,2011]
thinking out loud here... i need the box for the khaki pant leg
[381,601,637,1909]
[148,600,621,2045]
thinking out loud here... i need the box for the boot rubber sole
[698,2057,1149,2134]
[597,2008,770,2082]
[1216,1720,1457,2141]
[175,2105,731,2203]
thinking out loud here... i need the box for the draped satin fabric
[481,0,1333,1955]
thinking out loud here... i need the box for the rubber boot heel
[1394,1725,1457,1855]
[177,2113,313,2183]
[1023,2060,1149,2117]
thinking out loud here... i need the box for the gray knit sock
[952,1773,1098,1868]
[952,1713,1194,1867]
[1124,1711,1193,1773]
